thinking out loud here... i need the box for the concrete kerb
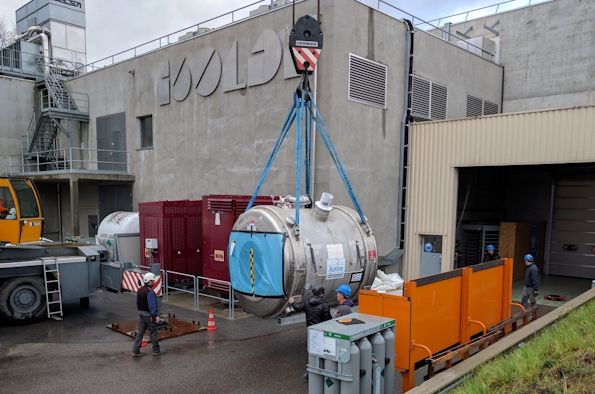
[409,287,595,394]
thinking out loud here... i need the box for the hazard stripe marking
[292,47,321,72]
[121,270,162,296]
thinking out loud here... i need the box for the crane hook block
[289,15,323,74]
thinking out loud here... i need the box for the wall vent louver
[348,53,388,109]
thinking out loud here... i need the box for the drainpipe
[396,19,414,275]
[16,26,51,75]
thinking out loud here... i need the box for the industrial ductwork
[15,26,51,75]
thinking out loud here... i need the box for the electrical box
[145,238,158,250]
[139,200,202,276]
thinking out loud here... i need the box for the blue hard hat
[487,245,495,252]
[423,243,433,253]
[336,284,352,298]
[524,254,534,262]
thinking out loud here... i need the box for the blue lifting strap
[246,85,370,234]
[305,93,368,227]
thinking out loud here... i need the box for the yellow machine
[0,177,43,244]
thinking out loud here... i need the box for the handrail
[26,101,41,151]
[77,0,276,74]
[162,271,238,319]
[418,0,551,28]
[4,146,131,176]
[165,270,198,310]
[40,88,89,114]
[196,275,237,320]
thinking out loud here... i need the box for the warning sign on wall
[214,250,225,262]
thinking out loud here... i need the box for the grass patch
[453,300,595,394]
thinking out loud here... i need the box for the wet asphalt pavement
[0,290,309,394]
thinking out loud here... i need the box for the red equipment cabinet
[200,195,274,290]
[139,200,202,276]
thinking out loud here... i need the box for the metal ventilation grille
[431,83,447,120]
[483,101,499,115]
[466,95,483,117]
[348,54,388,109]
[412,76,431,119]
[466,95,500,117]
[412,76,448,120]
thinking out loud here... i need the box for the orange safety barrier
[359,258,513,392]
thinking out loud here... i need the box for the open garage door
[550,179,595,278]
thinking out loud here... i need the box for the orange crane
[0,177,103,323]
[0,177,43,244]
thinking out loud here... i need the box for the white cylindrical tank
[229,196,377,318]
[96,212,139,261]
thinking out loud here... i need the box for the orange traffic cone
[207,308,217,331]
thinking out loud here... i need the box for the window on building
[139,115,153,149]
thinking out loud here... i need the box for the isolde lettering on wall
[158,28,298,106]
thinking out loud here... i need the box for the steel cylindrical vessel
[229,204,378,318]
[96,211,139,261]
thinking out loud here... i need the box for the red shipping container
[139,200,202,276]
[201,195,274,290]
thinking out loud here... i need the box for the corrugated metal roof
[404,105,595,279]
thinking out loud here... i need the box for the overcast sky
[0,0,541,63]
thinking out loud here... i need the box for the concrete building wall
[0,76,33,174]
[63,0,501,256]
[414,30,502,118]
[405,105,595,279]
[440,0,595,112]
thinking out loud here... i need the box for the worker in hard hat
[288,285,332,326]
[482,244,500,262]
[132,272,164,356]
[335,284,354,317]
[521,254,540,308]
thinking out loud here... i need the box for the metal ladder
[42,257,63,320]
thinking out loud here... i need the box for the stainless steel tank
[229,193,378,318]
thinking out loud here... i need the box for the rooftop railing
[79,0,502,75]
[357,0,496,60]
[416,0,552,28]
[77,0,284,74]
[2,147,130,177]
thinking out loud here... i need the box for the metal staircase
[42,257,64,320]
[25,65,88,168]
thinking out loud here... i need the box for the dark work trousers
[133,312,160,353]
[521,286,536,308]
